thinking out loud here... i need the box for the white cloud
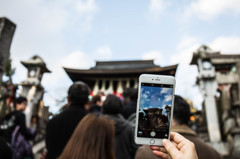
[149,0,165,14]
[171,36,203,109]
[147,0,168,21]
[160,88,171,94]
[210,36,240,53]
[76,0,98,14]
[42,49,97,113]
[94,45,112,60]
[142,50,165,66]
[165,94,172,102]
[177,37,198,50]
[35,3,70,34]
[186,0,240,20]
[61,50,95,69]
[74,0,98,32]
[171,40,200,65]
[0,0,98,50]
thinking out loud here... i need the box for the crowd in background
[0,81,224,159]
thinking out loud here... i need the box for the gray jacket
[106,114,139,159]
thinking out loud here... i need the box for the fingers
[170,132,186,145]
[150,145,161,150]
[159,146,167,153]
[162,139,181,159]
[150,146,169,158]
[152,150,170,159]
[150,146,168,153]
[170,132,195,151]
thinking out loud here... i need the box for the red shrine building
[64,60,178,95]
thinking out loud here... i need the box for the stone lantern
[20,55,51,127]
[190,45,228,155]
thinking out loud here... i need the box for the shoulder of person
[135,145,158,159]
[184,135,222,159]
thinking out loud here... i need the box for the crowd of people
[0,81,223,159]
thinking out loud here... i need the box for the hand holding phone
[135,74,175,146]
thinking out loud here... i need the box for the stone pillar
[0,18,16,84]
[220,84,231,111]
[237,62,240,104]
[117,80,123,94]
[21,85,44,127]
[201,79,221,142]
[93,80,99,95]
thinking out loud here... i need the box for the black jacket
[122,101,137,119]
[107,114,138,159]
[46,104,87,159]
[89,104,101,113]
[0,110,32,143]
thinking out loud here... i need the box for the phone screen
[137,83,173,139]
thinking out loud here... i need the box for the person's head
[15,96,27,111]
[58,114,115,159]
[92,95,103,106]
[31,115,39,124]
[122,88,131,105]
[172,95,191,126]
[129,88,138,101]
[67,81,90,106]
[122,88,138,105]
[102,94,123,115]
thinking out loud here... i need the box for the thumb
[162,139,180,159]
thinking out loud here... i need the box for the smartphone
[135,74,175,146]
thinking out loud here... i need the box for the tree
[4,57,15,84]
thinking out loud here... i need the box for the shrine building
[64,60,178,95]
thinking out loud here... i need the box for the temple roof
[64,60,178,82]
[90,60,159,70]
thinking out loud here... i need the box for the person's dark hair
[123,88,138,101]
[122,88,132,98]
[15,96,27,104]
[129,88,138,101]
[58,114,115,159]
[173,95,191,125]
[68,81,90,106]
[92,95,101,104]
[102,94,123,115]
[14,96,27,108]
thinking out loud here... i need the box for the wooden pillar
[101,79,106,92]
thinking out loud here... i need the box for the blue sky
[140,86,173,109]
[1,0,240,113]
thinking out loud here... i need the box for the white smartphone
[135,74,175,146]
